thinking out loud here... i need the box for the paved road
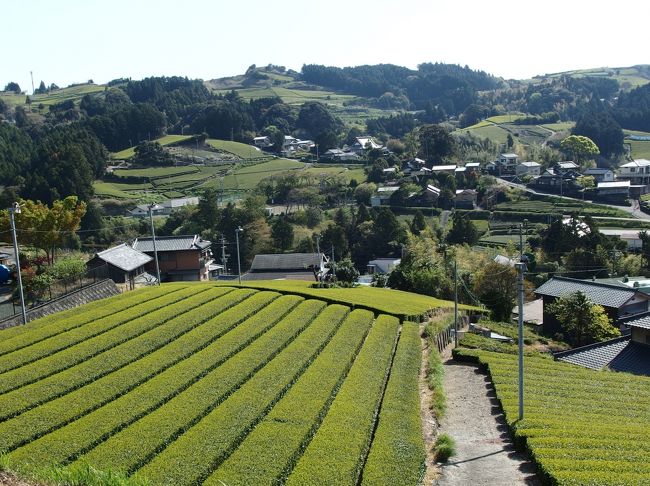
[435,359,539,486]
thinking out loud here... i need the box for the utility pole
[30,71,34,95]
[516,261,526,420]
[331,244,335,265]
[235,227,243,285]
[148,204,162,285]
[220,236,228,274]
[9,203,27,325]
[454,257,458,348]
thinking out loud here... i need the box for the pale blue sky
[3,0,648,92]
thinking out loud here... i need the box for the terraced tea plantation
[0,283,425,485]
[455,349,650,485]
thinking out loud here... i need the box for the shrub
[433,434,456,462]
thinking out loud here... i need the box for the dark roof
[555,336,650,376]
[132,235,211,252]
[95,244,152,272]
[241,271,316,281]
[535,276,639,308]
[621,311,650,330]
[555,336,631,370]
[609,342,650,375]
[249,253,321,272]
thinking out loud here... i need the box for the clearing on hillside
[0,283,436,485]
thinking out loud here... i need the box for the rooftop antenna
[30,71,34,95]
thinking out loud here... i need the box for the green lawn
[629,139,650,159]
[92,182,141,200]
[455,348,650,485]
[541,122,574,132]
[460,124,511,145]
[112,135,194,159]
[29,84,105,106]
[206,139,268,159]
[113,166,200,179]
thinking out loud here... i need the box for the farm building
[516,161,541,177]
[367,258,401,275]
[554,311,650,376]
[596,180,630,198]
[455,189,477,209]
[242,252,326,281]
[535,276,650,335]
[132,235,213,282]
[129,197,200,217]
[87,244,153,290]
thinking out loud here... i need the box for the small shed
[88,244,153,290]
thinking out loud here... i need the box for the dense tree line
[614,83,650,132]
[300,63,501,114]
[0,123,107,205]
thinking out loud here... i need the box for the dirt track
[434,359,540,486]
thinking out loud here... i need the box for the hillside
[0,283,445,485]
[529,64,650,90]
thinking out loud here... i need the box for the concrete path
[434,359,539,486]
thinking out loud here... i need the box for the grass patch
[433,434,456,463]
[206,139,269,159]
[111,135,193,159]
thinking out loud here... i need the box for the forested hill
[300,63,503,108]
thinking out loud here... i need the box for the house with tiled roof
[554,312,650,376]
[243,253,326,281]
[132,235,212,282]
[87,243,153,289]
[535,276,650,335]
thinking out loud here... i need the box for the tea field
[0,283,428,485]
[454,348,650,485]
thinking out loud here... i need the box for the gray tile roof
[621,311,650,330]
[241,271,316,281]
[555,336,632,370]
[535,276,638,308]
[132,235,211,252]
[96,244,152,272]
[555,336,650,376]
[250,253,321,272]
[609,342,650,376]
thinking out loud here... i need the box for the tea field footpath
[435,354,539,485]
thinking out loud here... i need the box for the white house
[499,153,519,168]
[516,161,541,176]
[599,229,643,250]
[431,165,457,173]
[618,159,650,185]
[129,197,200,217]
[367,258,401,275]
[349,136,383,154]
[253,136,272,148]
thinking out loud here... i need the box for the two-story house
[132,235,213,282]
[618,159,650,185]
